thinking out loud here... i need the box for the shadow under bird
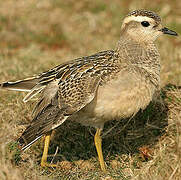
[0,9,178,171]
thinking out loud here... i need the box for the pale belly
[72,72,156,129]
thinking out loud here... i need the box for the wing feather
[7,50,115,150]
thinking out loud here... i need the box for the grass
[0,0,181,179]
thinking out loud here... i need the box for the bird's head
[121,10,178,43]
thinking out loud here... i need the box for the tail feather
[0,77,38,92]
[0,77,46,102]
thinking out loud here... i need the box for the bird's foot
[41,161,57,168]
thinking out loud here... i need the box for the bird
[0,9,178,172]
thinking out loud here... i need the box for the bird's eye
[141,21,150,27]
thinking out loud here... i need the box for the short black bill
[161,27,178,36]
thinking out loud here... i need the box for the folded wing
[17,50,114,150]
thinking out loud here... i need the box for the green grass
[0,0,181,179]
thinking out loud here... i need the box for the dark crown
[126,10,161,24]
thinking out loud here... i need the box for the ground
[0,0,181,179]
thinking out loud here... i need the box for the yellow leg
[94,128,106,172]
[41,131,57,167]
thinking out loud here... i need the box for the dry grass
[0,0,181,179]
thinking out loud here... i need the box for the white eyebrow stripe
[123,16,154,24]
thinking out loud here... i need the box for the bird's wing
[18,75,100,150]
[18,50,115,150]
[0,50,114,102]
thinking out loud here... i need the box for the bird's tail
[0,77,38,92]
[0,77,46,102]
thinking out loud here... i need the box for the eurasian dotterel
[0,9,178,171]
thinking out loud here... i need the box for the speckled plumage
[0,9,178,170]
